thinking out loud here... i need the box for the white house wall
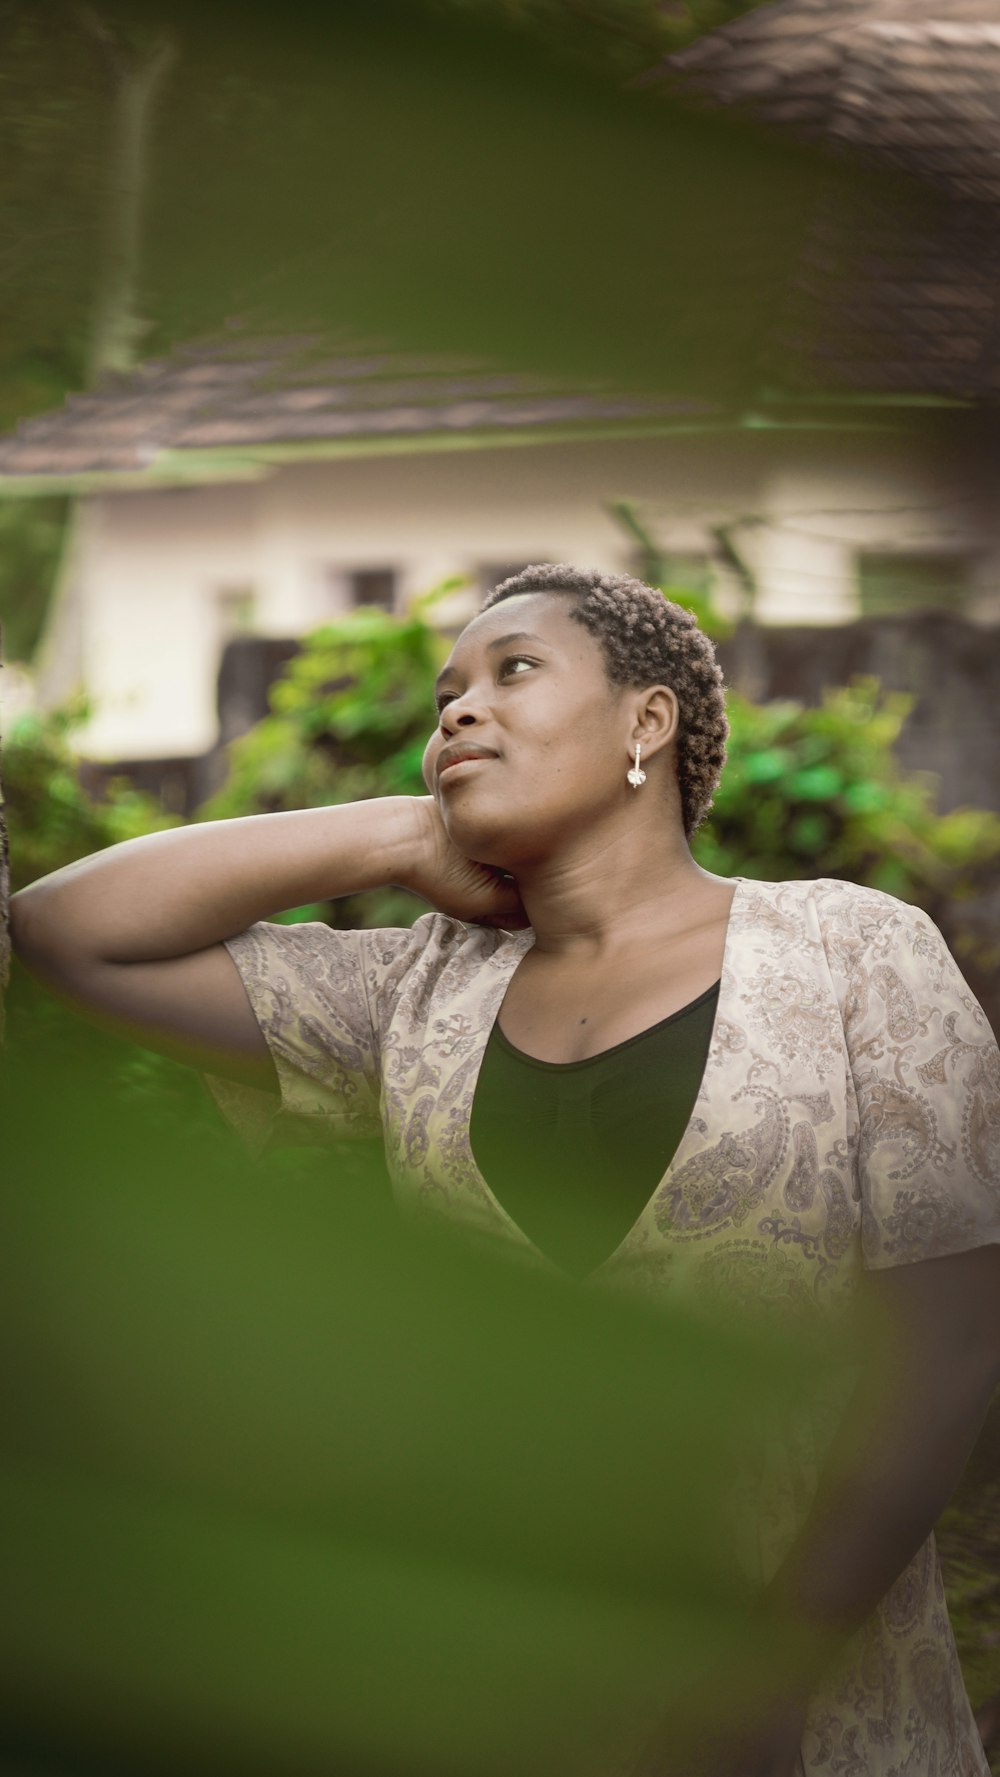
[749,436,998,627]
[68,426,997,763]
[81,481,258,759]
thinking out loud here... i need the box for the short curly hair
[481,562,729,840]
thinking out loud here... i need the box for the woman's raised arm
[10,798,424,966]
[7,798,427,1089]
[8,796,526,1090]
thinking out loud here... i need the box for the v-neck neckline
[463,877,748,1283]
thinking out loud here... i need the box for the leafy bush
[2,693,204,1128]
[2,593,453,1133]
[194,589,458,929]
[4,691,182,896]
[692,676,1000,944]
[0,494,70,665]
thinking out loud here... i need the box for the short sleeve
[838,890,1000,1269]
[203,919,388,1159]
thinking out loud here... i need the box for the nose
[439,689,487,733]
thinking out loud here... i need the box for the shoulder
[772,879,971,1020]
[357,910,531,1002]
[751,875,937,943]
[734,877,949,988]
[229,910,523,986]
[805,881,949,976]
[733,873,928,950]
[360,910,524,967]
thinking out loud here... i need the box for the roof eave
[0,418,721,497]
[0,401,965,498]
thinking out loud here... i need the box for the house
[1,0,999,774]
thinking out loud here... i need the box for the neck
[512,808,717,960]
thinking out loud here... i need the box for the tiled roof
[646,0,1000,144]
[0,327,715,485]
[828,20,1000,204]
[643,0,1000,400]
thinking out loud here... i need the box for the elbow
[8,888,98,1005]
[9,885,71,971]
[9,888,43,959]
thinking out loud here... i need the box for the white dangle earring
[627,742,646,789]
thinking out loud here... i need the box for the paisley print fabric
[205,874,1000,1775]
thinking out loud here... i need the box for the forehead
[448,592,590,658]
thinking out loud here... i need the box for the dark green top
[469,980,721,1280]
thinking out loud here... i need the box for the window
[629,550,714,595]
[215,586,257,638]
[856,552,973,617]
[348,568,397,610]
[659,553,714,595]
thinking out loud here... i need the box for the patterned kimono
[206,874,1000,1776]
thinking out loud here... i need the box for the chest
[378,887,862,1297]
[498,926,732,1065]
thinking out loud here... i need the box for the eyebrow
[434,632,547,692]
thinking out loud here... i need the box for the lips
[436,744,497,779]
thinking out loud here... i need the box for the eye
[434,656,536,715]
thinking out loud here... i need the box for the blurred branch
[607,496,669,583]
[80,8,177,383]
[709,520,759,619]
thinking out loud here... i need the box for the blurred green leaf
[0,993,872,1777]
[742,749,794,786]
[786,766,843,801]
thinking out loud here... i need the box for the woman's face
[421,592,666,869]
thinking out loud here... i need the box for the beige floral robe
[205,874,1000,1776]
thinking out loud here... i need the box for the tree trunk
[84,17,176,384]
[34,10,175,714]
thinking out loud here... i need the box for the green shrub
[3,693,201,1126]
[0,495,69,665]
[195,588,459,930]
[2,592,453,1127]
[692,676,1000,943]
[4,692,182,896]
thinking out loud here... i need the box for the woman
[12,562,1000,1777]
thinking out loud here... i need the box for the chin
[441,799,519,871]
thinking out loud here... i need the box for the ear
[630,686,679,762]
